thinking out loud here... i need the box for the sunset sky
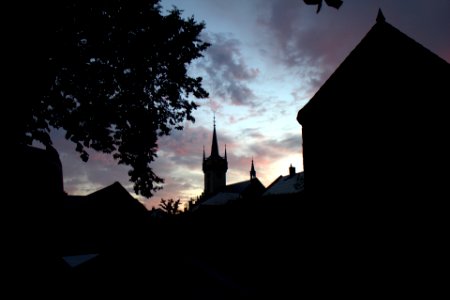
[50,0,450,209]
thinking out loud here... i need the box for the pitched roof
[201,192,240,206]
[64,181,147,214]
[223,177,265,194]
[199,178,266,206]
[263,172,304,196]
[297,10,450,125]
[62,253,99,268]
[223,180,252,194]
[62,182,148,255]
[88,181,146,212]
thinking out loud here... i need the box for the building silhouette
[296,10,449,292]
[202,117,228,198]
[200,120,265,205]
[297,10,450,203]
[263,165,304,197]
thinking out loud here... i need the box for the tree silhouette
[159,198,181,215]
[303,0,343,13]
[12,1,209,197]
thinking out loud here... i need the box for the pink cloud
[51,123,303,210]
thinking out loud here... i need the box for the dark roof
[264,172,304,196]
[201,192,240,206]
[222,177,265,194]
[223,180,252,194]
[88,181,146,212]
[264,175,283,191]
[64,182,147,214]
[297,10,450,125]
[62,182,148,255]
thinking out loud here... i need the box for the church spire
[210,115,220,157]
[250,157,256,180]
[203,145,205,161]
[224,144,227,160]
[202,115,228,198]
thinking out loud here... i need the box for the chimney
[289,164,295,176]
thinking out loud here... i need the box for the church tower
[202,118,228,197]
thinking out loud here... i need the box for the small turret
[250,158,256,180]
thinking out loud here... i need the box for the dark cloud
[150,175,201,200]
[45,0,449,209]
[50,122,302,207]
[208,98,223,112]
[257,0,450,93]
[248,133,302,161]
[379,0,450,62]
[51,122,235,204]
[197,32,259,107]
[240,128,266,139]
[224,131,303,186]
[257,0,358,93]
[50,129,134,196]
[157,124,233,161]
[150,123,234,200]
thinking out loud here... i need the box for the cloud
[149,121,299,203]
[241,127,266,139]
[197,32,260,107]
[255,0,354,93]
[46,0,449,212]
[247,133,302,161]
[208,98,223,112]
[149,123,235,203]
[50,120,303,210]
[50,129,133,194]
[256,0,450,94]
[216,130,303,187]
[157,124,233,161]
[379,0,450,63]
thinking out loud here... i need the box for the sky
[49,0,450,209]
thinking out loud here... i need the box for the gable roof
[263,172,304,196]
[64,181,147,214]
[62,182,148,255]
[297,10,450,125]
[199,178,266,206]
[222,177,266,195]
[223,180,252,194]
[201,192,240,206]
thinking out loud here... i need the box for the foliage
[159,198,181,215]
[303,0,343,13]
[12,1,210,197]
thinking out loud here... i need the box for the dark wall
[11,145,67,287]
[300,22,450,206]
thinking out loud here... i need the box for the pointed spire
[250,157,256,180]
[203,145,205,161]
[210,116,220,157]
[224,144,227,160]
[376,8,385,23]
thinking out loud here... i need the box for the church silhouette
[202,117,228,197]
[199,118,265,205]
